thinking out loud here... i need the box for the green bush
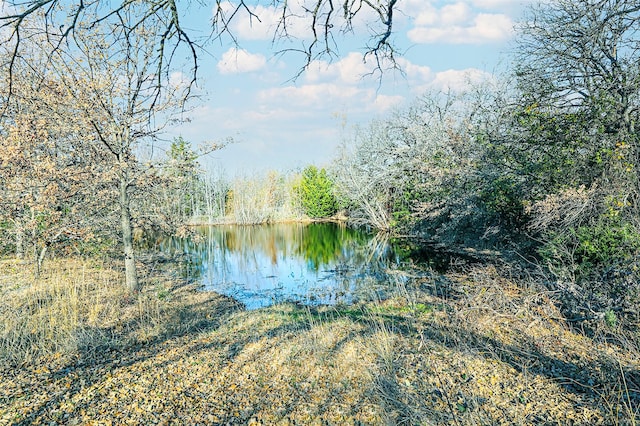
[541,220,640,277]
[539,218,640,320]
[478,175,528,230]
[295,166,338,219]
[391,187,419,229]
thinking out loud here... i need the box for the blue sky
[6,0,535,174]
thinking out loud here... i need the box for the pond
[155,222,427,309]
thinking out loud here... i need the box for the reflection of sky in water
[202,245,318,309]
[164,223,403,309]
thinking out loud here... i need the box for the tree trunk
[14,218,24,260]
[35,244,47,278]
[120,173,139,292]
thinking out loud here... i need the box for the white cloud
[256,53,490,119]
[470,0,515,7]
[410,3,438,26]
[402,1,518,45]
[430,68,493,91]
[217,48,267,74]
[440,2,473,25]
[408,12,513,44]
[373,95,407,113]
[304,52,432,88]
[305,52,374,85]
[168,71,190,89]
[257,84,362,108]
[390,58,491,94]
[230,5,283,40]
[470,0,538,9]
[393,57,491,93]
[256,80,405,116]
[397,58,433,82]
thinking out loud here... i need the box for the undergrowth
[0,258,232,367]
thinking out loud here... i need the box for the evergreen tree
[297,166,337,219]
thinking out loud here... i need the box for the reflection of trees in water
[193,223,375,271]
[318,231,402,303]
[151,223,407,303]
[149,234,207,281]
[296,223,349,271]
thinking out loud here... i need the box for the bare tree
[333,119,396,231]
[332,91,478,232]
[0,0,400,107]
[14,9,195,291]
[0,47,112,273]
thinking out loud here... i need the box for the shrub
[295,166,338,219]
[540,220,640,278]
[477,175,529,230]
[538,218,640,321]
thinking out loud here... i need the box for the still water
[156,222,415,309]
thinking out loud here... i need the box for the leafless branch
[1,0,400,115]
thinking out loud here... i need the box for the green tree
[296,166,337,219]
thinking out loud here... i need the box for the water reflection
[157,223,404,309]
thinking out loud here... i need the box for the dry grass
[0,257,237,367]
[0,258,122,365]
[1,257,639,424]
